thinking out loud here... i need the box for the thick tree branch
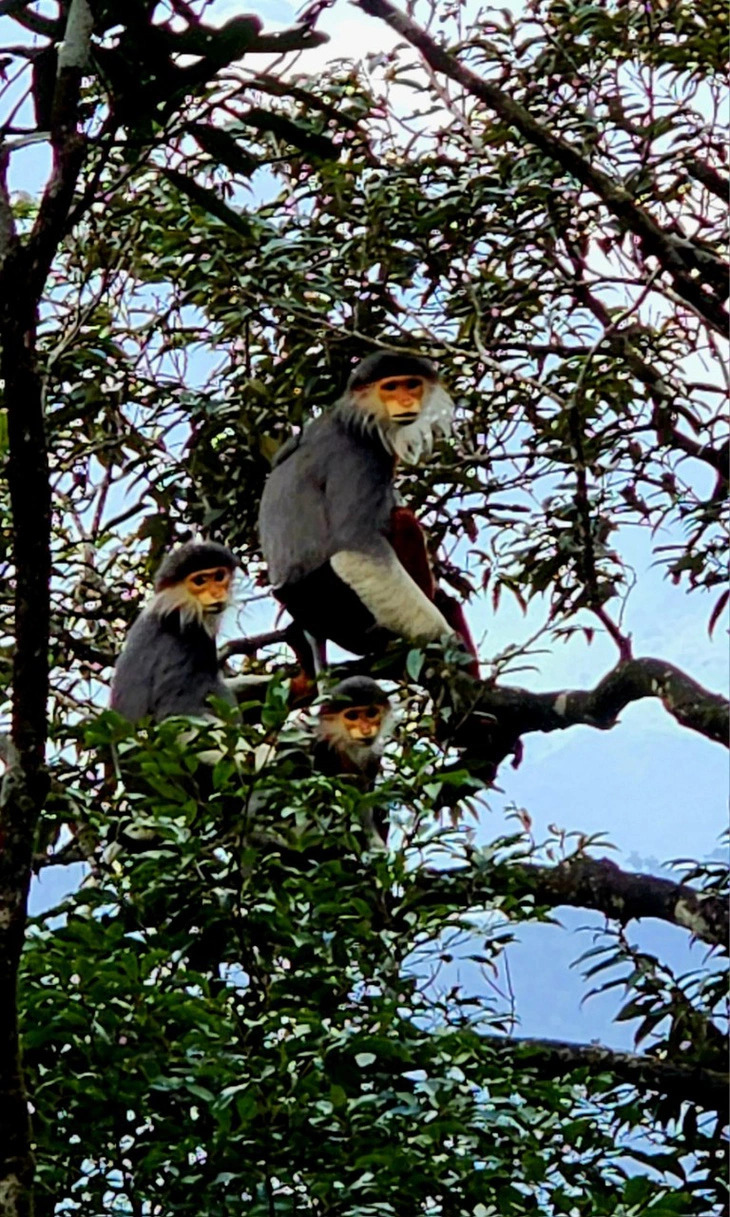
[25,0,92,299]
[441,656,728,774]
[358,0,729,334]
[0,0,59,37]
[685,157,730,201]
[482,1034,728,1113]
[0,6,94,1213]
[413,856,728,947]
[248,26,329,54]
[0,300,49,1217]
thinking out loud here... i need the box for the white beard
[380,383,454,465]
[148,586,225,637]
[315,711,393,761]
[336,383,455,467]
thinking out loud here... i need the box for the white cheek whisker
[148,586,228,637]
[336,384,455,466]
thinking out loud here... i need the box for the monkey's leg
[330,547,452,642]
[433,589,480,679]
[284,621,323,706]
[387,506,436,599]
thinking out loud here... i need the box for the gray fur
[259,410,396,589]
[110,608,235,723]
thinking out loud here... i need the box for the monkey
[261,674,393,848]
[314,675,393,790]
[110,541,238,723]
[258,350,480,682]
[314,674,396,846]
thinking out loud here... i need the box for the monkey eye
[343,708,361,722]
[212,569,229,582]
[190,574,208,587]
[381,377,422,393]
[365,706,381,719]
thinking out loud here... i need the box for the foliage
[20,714,726,1215]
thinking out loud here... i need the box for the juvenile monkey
[314,675,394,843]
[314,675,393,787]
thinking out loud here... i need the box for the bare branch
[0,0,59,37]
[685,157,730,202]
[414,855,728,947]
[248,27,329,54]
[219,629,289,664]
[443,656,728,772]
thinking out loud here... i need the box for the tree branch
[32,839,89,872]
[560,279,728,489]
[357,0,729,335]
[248,26,329,54]
[25,0,92,298]
[685,157,730,202]
[0,0,59,37]
[442,656,728,773]
[482,1034,728,1113]
[413,855,728,947]
[218,628,289,664]
[0,7,93,1212]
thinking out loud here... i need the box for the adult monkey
[258,350,479,679]
[110,541,239,722]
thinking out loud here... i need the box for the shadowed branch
[482,1034,727,1113]
[413,855,728,947]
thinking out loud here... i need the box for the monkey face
[354,375,428,427]
[321,700,384,744]
[183,566,232,613]
[374,375,427,425]
[329,704,384,746]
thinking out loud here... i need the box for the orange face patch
[183,566,232,611]
[339,704,384,742]
[375,375,426,423]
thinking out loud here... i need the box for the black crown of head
[347,350,439,391]
[154,541,238,590]
[321,675,389,712]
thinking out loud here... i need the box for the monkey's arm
[322,439,452,641]
[111,615,231,722]
[110,614,160,720]
[330,544,451,641]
